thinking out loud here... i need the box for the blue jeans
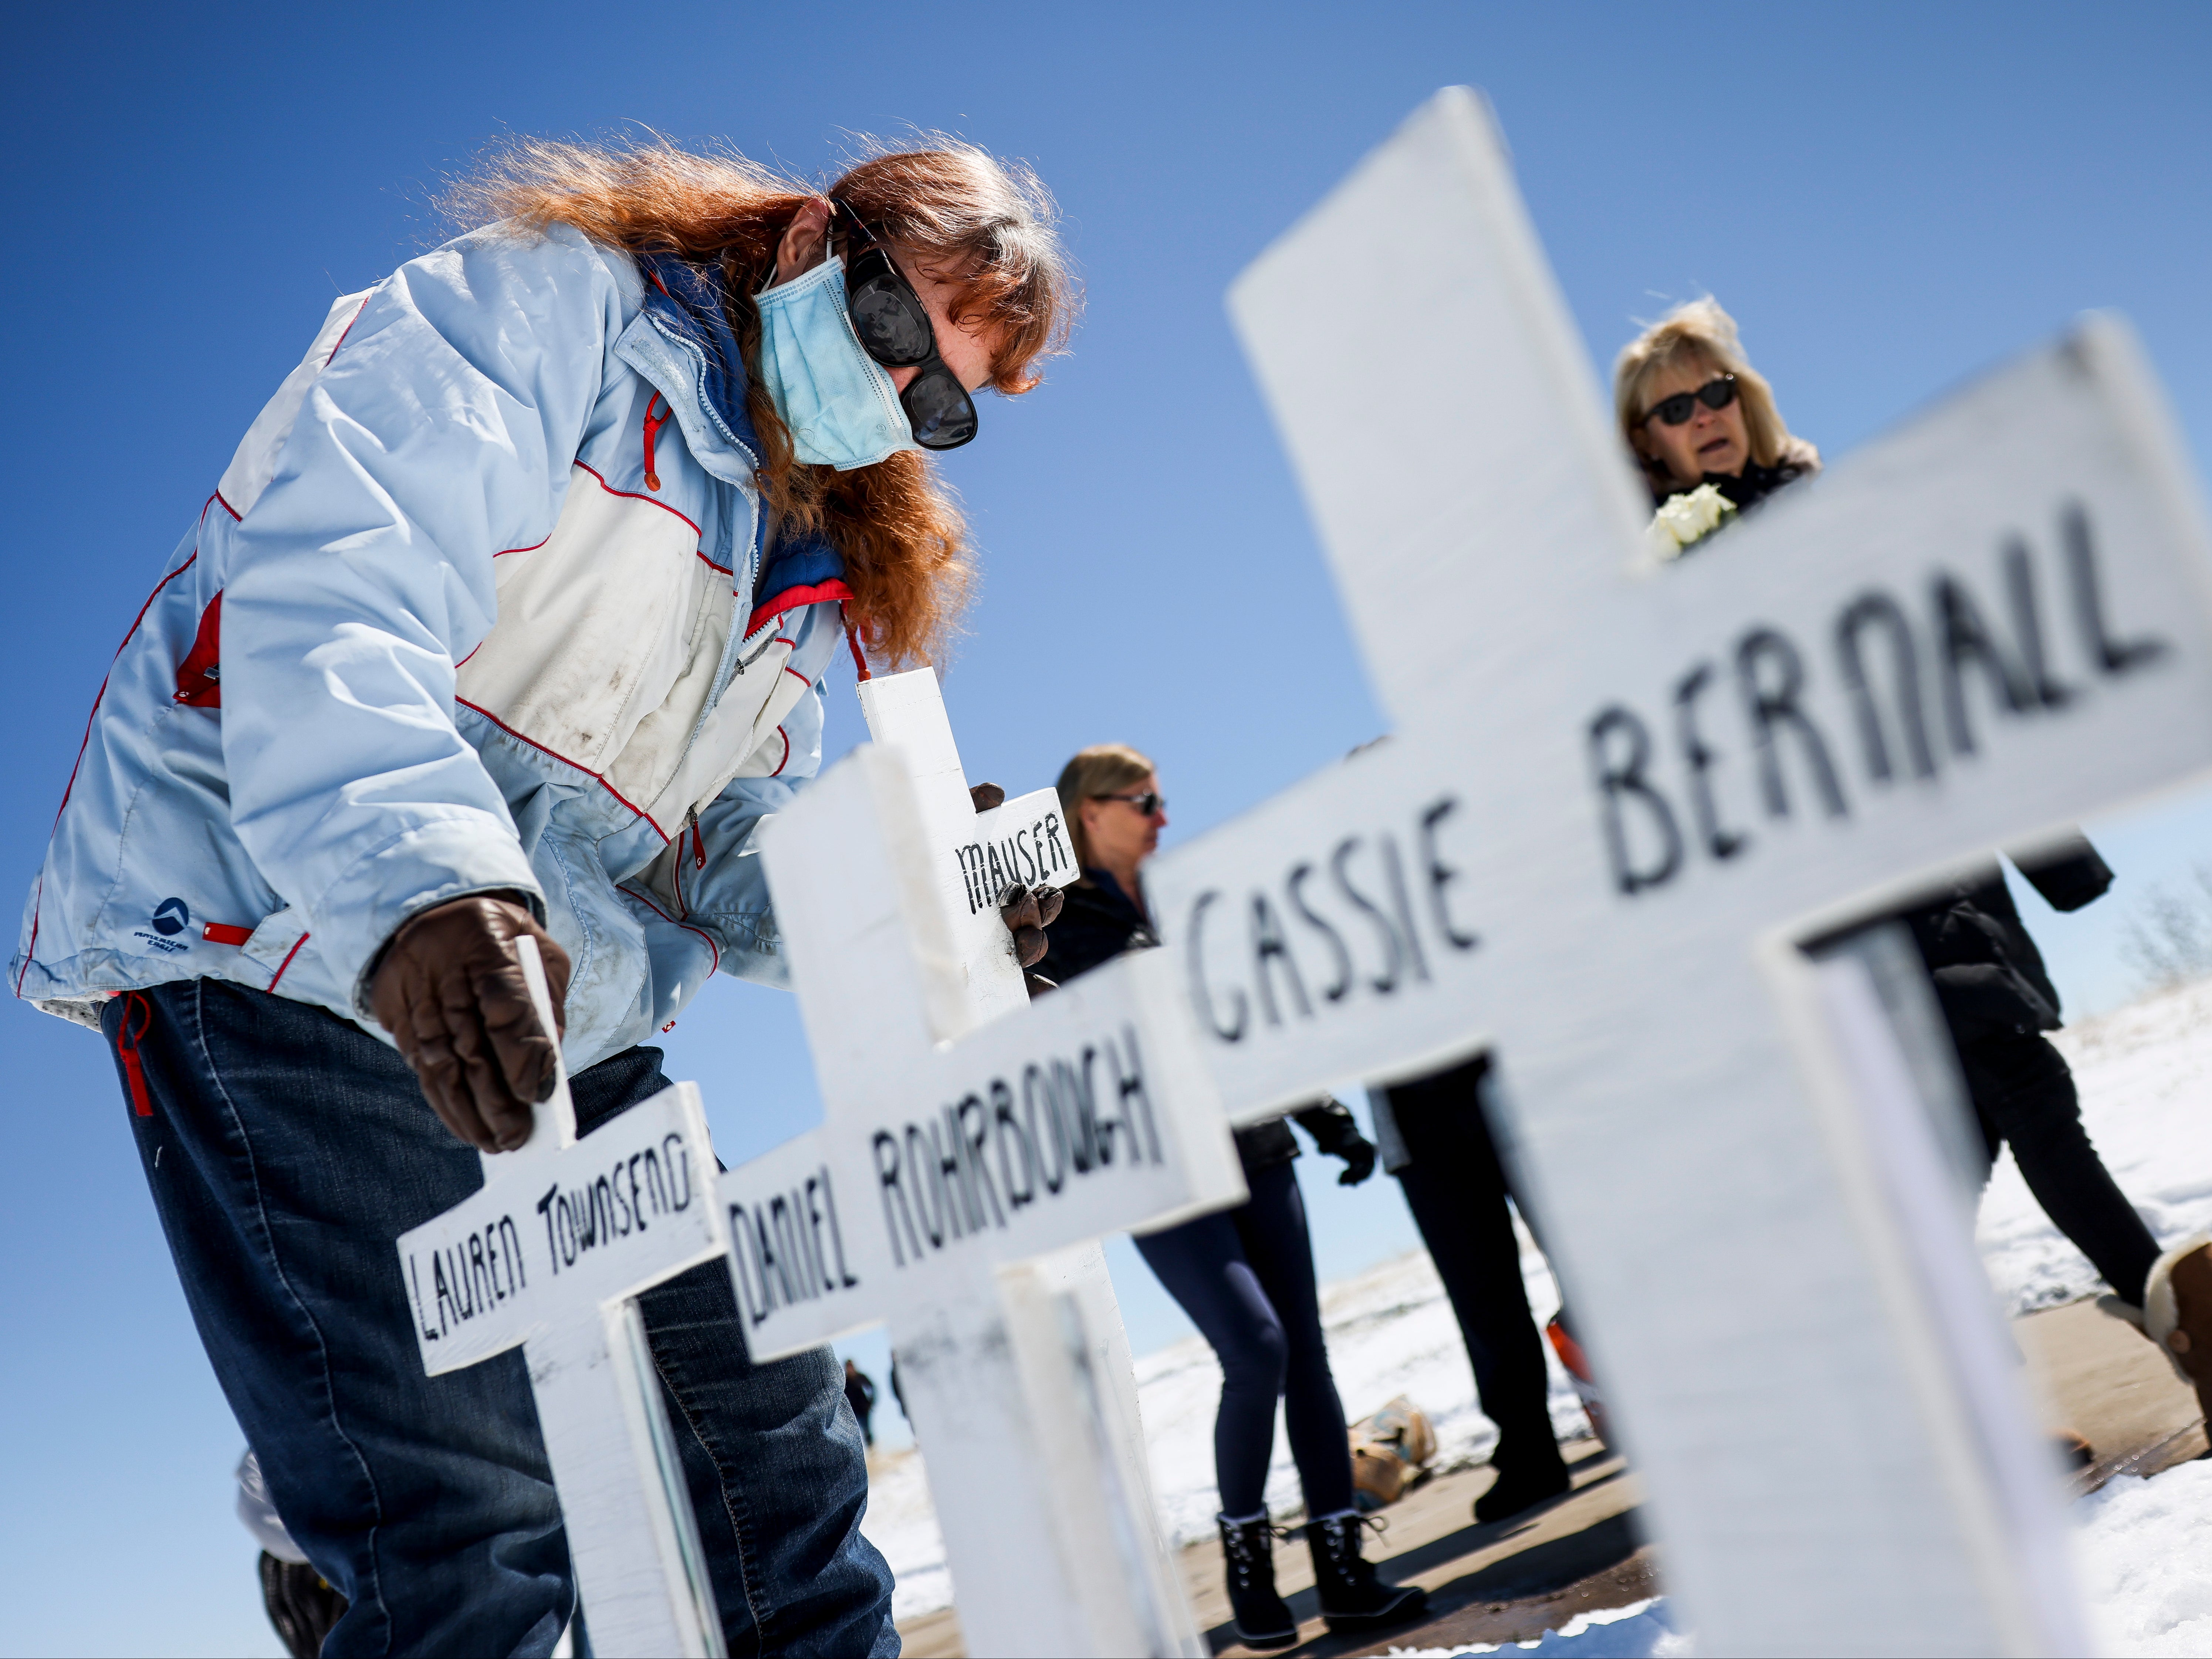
[105,978,895,1658]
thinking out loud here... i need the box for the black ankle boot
[1217,1514,1298,1648]
[1304,1512,1427,1632]
[1474,1456,1572,1524]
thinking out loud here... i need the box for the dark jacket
[1645,440,1820,513]
[1037,869,1364,1173]
[1906,837,2113,1045]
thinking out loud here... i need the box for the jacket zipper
[642,391,670,491]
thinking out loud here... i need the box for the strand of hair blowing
[443,135,1075,668]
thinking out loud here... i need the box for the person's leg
[114,982,889,1659]
[110,981,570,1658]
[1383,1066,1564,1483]
[1229,1162,1356,1520]
[581,1058,890,1659]
[1227,1166,1427,1629]
[1969,1035,2161,1306]
[1132,1211,1287,1518]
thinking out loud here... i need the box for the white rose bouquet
[1646,483,1738,560]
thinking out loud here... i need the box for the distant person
[1613,299,2212,1423]
[1615,295,1820,522]
[237,1450,346,1659]
[1368,1062,1580,1524]
[845,1359,879,1447]
[1039,744,1424,1649]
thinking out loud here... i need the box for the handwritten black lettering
[1331,837,1404,993]
[1934,571,2035,755]
[1417,797,1481,952]
[2065,500,2168,676]
[1187,890,1248,1041]
[874,1131,922,1268]
[1836,592,1935,783]
[2005,535,2079,708]
[1589,705,1683,895]
[1249,891,1311,1026]
[992,1078,1035,1210]
[1736,626,1847,820]
[1673,663,1748,860]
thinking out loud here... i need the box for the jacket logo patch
[131,897,194,955]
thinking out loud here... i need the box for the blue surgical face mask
[753,256,920,471]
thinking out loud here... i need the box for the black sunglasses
[831,199,978,451]
[1641,373,1738,429]
[1097,790,1165,816]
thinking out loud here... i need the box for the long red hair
[444,135,1075,667]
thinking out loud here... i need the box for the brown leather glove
[369,894,573,1152]
[969,783,1064,997]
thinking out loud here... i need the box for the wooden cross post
[396,938,729,1658]
[716,669,1244,1658]
[1140,88,2212,1655]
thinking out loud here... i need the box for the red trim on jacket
[212,491,242,522]
[325,295,371,365]
[18,552,202,997]
[493,535,551,559]
[267,933,310,991]
[745,578,853,639]
[618,884,721,976]
[572,460,704,542]
[769,726,791,778]
[781,664,811,689]
[174,593,223,707]
[454,697,669,840]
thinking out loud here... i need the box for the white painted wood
[396,937,728,1658]
[717,674,1234,1656]
[1139,86,2212,1654]
[857,668,1080,1028]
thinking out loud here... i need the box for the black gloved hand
[1332,1135,1378,1186]
[369,894,572,1153]
[971,781,1064,998]
[1293,1096,1378,1185]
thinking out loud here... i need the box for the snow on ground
[1385,1598,1687,1658]
[1387,1458,2212,1657]
[856,1449,949,1623]
[1979,977,2212,1313]
[860,978,2212,1630]
[2077,1458,2212,1657]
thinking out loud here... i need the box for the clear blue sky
[5,4,2211,1653]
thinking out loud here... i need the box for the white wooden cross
[395,939,729,1657]
[716,668,1244,1658]
[1139,88,2212,1655]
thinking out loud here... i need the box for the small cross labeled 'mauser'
[1141,88,2212,1655]
[718,667,1245,1659]
[396,938,728,1658]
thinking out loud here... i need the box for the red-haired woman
[14,138,1071,1655]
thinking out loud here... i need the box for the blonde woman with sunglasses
[1614,297,1821,521]
[1610,299,2206,1460]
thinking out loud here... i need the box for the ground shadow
[1204,1504,1648,1656]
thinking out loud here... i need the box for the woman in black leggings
[1040,743,1425,1649]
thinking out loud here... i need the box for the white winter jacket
[14,223,858,1068]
